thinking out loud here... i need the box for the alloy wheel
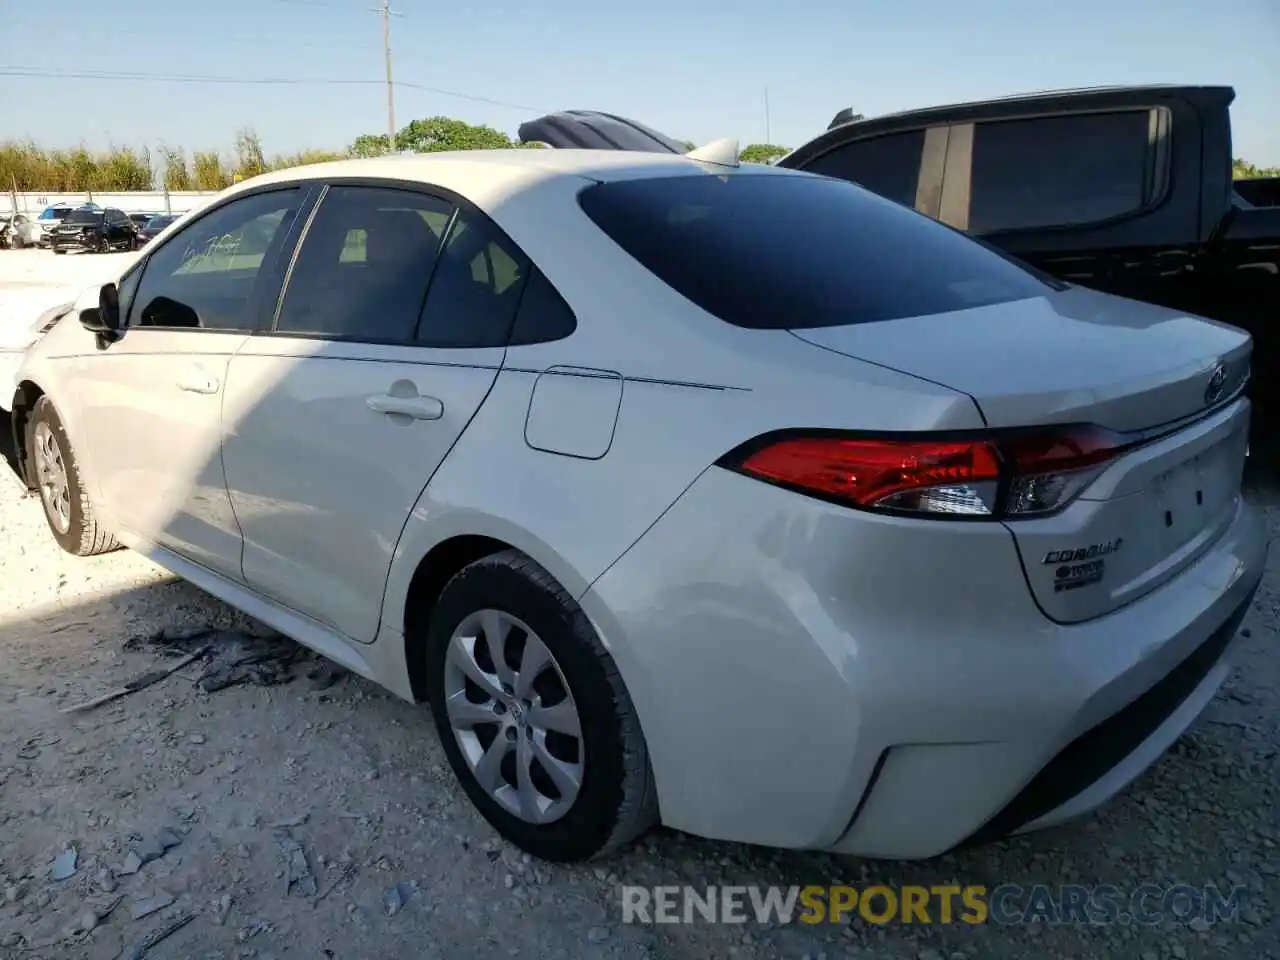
[442,609,584,825]
[33,421,71,534]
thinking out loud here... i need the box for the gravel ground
[0,246,1276,958]
[0,462,1275,959]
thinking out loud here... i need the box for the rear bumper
[582,467,1268,857]
[49,238,97,252]
[958,579,1256,847]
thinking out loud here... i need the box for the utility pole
[377,0,400,154]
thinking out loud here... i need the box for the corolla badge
[1205,363,1227,406]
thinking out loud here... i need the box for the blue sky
[3,0,1278,164]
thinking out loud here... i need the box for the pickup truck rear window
[578,173,1052,330]
[795,129,925,207]
[969,110,1152,234]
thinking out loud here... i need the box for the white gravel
[0,248,1277,958]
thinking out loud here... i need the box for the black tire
[53,248,66,255]
[425,550,657,861]
[26,396,121,556]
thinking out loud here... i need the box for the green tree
[394,117,513,153]
[270,148,346,170]
[348,133,391,158]
[192,150,231,191]
[95,145,153,190]
[234,128,267,181]
[160,146,192,191]
[1234,158,1280,179]
[740,143,790,165]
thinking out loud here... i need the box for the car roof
[223,148,797,206]
[830,84,1234,132]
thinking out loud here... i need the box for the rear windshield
[577,173,1054,329]
[66,210,104,224]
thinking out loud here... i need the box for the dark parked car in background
[137,213,179,245]
[128,212,158,230]
[50,207,139,254]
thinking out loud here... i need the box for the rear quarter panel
[382,327,984,651]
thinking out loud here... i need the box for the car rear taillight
[721,427,1136,519]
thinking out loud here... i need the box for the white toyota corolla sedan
[7,148,1266,862]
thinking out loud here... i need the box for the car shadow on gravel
[0,408,20,486]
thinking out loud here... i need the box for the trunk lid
[1006,401,1250,622]
[790,286,1251,432]
[791,286,1253,622]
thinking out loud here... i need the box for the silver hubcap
[443,609,584,824]
[33,422,71,534]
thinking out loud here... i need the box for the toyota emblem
[1205,364,1227,406]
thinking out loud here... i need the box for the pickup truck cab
[783,87,1275,326]
[522,88,1279,458]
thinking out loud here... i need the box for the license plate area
[1148,435,1239,554]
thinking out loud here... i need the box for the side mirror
[79,283,121,336]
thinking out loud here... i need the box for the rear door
[220,182,528,643]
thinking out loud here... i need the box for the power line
[246,0,369,8]
[0,67,545,112]
[397,81,542,112]
[4,11,378,47]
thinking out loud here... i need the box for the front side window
[130,188,302,330]
[275,185,454,342]
[967,111,1153,234]
[578,173,1053,331]
[799,129,926,207]
[117,262,144,321]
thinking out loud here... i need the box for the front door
[221,183,529,642]
[73,187,308,580]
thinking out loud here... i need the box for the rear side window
[508,268,577,346]
[578,173,1052,330]
[276,186,453,342]
[416,208,528,348]
[968,111,1153,233]
[798,130,925,206]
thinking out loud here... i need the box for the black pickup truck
[522,86,1280,453]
